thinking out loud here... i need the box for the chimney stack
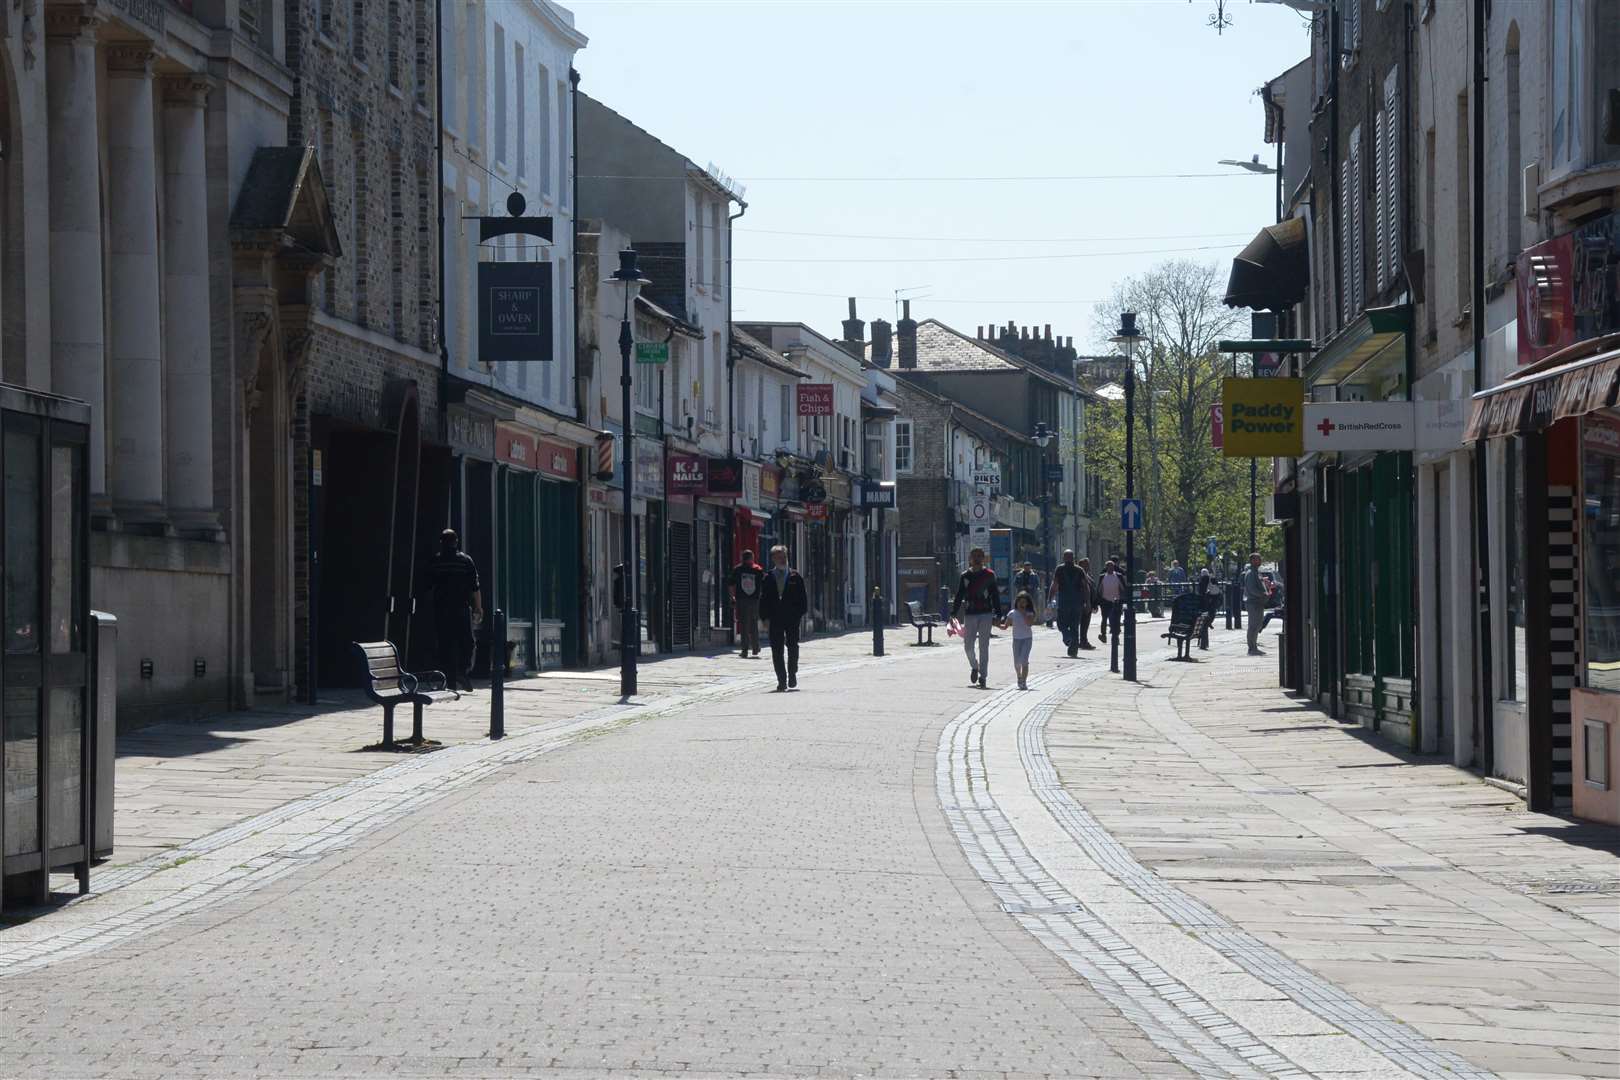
[897,299,918,369]
[840,297,865,358]
[870,318,893,367]
[976,325,984,339]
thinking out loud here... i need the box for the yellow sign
[1222,377,1304,457]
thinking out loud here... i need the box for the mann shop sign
[1221,377,1304,457]
[478,262,553,364]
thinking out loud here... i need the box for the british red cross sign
[796,383,834,417]
[1316,417,1335,438]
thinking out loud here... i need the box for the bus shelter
[2,383,93,911]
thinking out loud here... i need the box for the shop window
[1582,414,1620,692]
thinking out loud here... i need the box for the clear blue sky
[570,0,1312,347]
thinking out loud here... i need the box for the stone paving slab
[1041,636,1620,1079]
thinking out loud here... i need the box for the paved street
[2,624,1617,1079]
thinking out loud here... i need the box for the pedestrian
[1168,560,1188,594]
[951,546,1004,688]
[728,548,765,659]
[1198,566,1221,617]
[1243,552,1268,653]
[760,545,808,691]
[1144,569,1163,618]
[424,528,482,693]
[1014,561,1042,620]
[1009,591,1039,690]
[1048,550,1091,655]
[1097,559,1125,643]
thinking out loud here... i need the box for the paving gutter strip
[0,648,908,980]
[1017,684,1497,1080]
[938,666,1304,1080]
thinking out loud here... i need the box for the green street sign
[634,341,669,365]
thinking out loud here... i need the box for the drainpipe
[1471,0,1494,775]
[726,197,748,458]
[435,0,448,408]
[570,68,583,419]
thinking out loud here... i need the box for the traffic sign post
[1119,498,1143,532]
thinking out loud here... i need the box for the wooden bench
[1162,595,1214,660]
[905,600,942,646]
[353,640,459,748]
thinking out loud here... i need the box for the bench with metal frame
[1162,594,1217,660]
[905,600,942,646]
[352,641,459,748]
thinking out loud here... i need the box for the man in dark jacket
[729,549,765,659]
[425,529,483,692]
[760,544,808,691]
[1049,550,1091,655]
[952,546,1004,688]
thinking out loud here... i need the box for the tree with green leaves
[1084,259,1281,578]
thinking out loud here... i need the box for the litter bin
[92,611,117,858]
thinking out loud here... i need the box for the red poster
[797,383,834,417]
[806,503,829,521]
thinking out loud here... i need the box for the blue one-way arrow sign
[1206,537,1219,559]
[1120,498,1143,532]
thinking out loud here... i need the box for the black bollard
[489,608,505,739]
[871,587,885,656]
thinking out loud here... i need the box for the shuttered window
[1382,69,1401,290]
[1350,126,1365,315]
[1373,106,1388,293]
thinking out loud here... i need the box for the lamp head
[606,248,651,302]
[1109,311,1143,348]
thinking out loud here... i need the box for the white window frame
[895,419,913,473]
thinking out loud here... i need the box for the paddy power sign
[1221,377,1304,457]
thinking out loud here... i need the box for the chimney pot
[897,304,918,370]
[870,318,893,367]
[848,297,858,318]
[841,296,866,358]
[1044,324,1052,340]
[902,299,912,320]
[976,325,983,339]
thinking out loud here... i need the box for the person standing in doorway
[425,529,483,693]
[1097,559,1125,644]
[760,545,808,691]
[1243,552,1268,654]
[729,549,765,659]
[1049,549,1090,655]
[951,546,1004,688]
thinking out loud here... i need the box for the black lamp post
[1111,312,1144,682]
[1032,421,1055,585]
[609,249,649,699]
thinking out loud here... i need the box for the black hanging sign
[478,262,553,364]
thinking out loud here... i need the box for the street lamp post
[609,249,649,699]
[1032,422,1054,588]
[1111,312,1144,682]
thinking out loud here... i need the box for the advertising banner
[796,383,835,417]
[989,529,1013,587]
[478,262,553,364]
[1210,403,1224,449]
[1221,377,1304,457]
[495,425,536,469]
[705,457,744,497]
[1516,211,1620,366]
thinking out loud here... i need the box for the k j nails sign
[478,262,553,364]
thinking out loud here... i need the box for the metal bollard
[489,608,505,740]
[871,587,885,656]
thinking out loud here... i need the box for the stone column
[46,8,107,496]
[106,44,165,511]
[161,77,215,520]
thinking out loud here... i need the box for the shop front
[493,426,583,672]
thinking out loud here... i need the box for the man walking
[952,547,1004,688]
[729,548,765,659]
[1168,560,1188,594]
[1049,550,1089,655]
[1097,559,1125,643]
[1243,552,1268,653]
[760,545,808,691]
[1014,560,1041,620]
[425,529,483,692]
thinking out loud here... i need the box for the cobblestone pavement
[1,621,1616,1079]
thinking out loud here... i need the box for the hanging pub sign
[478,262,553,364]
[705,457,744,496]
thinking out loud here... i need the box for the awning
[1223,218,1308,311]
[1463,333,1620,441]
[1305,304,1410,388]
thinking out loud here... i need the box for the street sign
[634,341,669,364]
[989,529,1013,585]
[971,466,1001,489]
[796,383,834,417]
[969,494,992,525]
[1120,498,1143,532]
[1206,537,1219,560]
[1210,403,1224,449]
[1043,462,1064,486]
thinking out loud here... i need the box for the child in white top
[1009,591,1038,690]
